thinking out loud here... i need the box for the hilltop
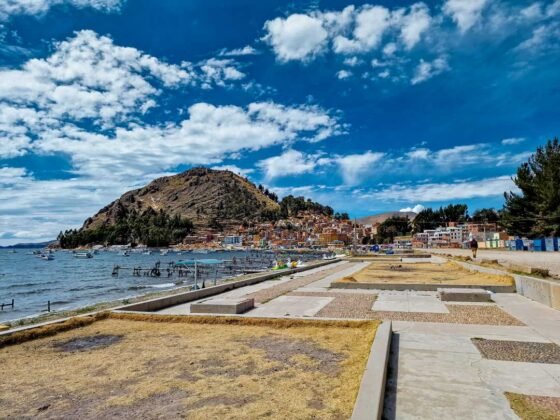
[83,168,280,231]
[356,211,417,226]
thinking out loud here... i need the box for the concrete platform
[438,288,493,302]
[190,297,254,314]
[248,295,334,317]
[373,291,449,313]
[385,318,560,419]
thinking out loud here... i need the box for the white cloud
[398,3,432,49]
[411,56,449,84]
[333,5,391,54]
[263,13,328,62]
[218,45,259,57]
[211,165,254,176]
[443,0,489,33]
[501,137,526,145]
[335,151,385,185]
[0,30,193,129]
[400,204,425,213]
[363,176,516,201]
[515,22,560,54]
[0,0,124,20]
[337,69,352,79]
[0,30,252,160]
[263,2,433,62]
[23,102,340,179]
[257,149,320,179]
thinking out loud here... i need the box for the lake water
[0,249,291,323]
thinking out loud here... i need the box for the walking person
[470,237,478,259]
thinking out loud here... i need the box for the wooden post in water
[47,300,51,312]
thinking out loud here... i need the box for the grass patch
[0,315,379,419]
[505,392,560,420]
[347,261,514,286]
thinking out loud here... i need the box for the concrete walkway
[385,296,560,419]
[157,261,349,315]
[373,291,449,314]
[493,293,560,345]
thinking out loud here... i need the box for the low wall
[331,282,515,293]
[456,261,560,310]
[351,321,392,420]
[115,259,341,313]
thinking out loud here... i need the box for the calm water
[0,249,263,323]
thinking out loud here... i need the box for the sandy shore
[425,248,560,277]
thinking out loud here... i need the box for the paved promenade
[154,257,560,419]
[427,248,560,277]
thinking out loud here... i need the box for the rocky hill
[356,211,417,226]
[83,168,280,231]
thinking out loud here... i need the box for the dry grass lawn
[505,392,560,420]
[0,315,379,419]
[342,261,514,286]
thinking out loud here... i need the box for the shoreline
[0,265,300,329]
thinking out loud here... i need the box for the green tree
[471,208,500,223]
[502,138,560,237]
[377,216,412,243]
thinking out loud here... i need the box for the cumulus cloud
[400,204,425,213]
[0,30,191,129]
[263,13,328,62]
[0,0,124,20]
[398,3,432,50]
[263,2,433,62]
[443,0,489,33]
[336,69,352,79]
[257,149,320,179]
[411,56,449,84]
[0,30,251,160]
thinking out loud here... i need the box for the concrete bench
[190,298,255,314]
[438,288,492,303]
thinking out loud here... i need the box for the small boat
[160,250,169,256]
[74,251,93,259]
[41,254,54,261]
[120,251,130,257]
[143,250,152,255]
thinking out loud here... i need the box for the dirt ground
[0,316,378,419]
[343,261,514,286]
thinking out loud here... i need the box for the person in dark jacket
[470,238,478,258]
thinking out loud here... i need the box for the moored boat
[74,251,93,259]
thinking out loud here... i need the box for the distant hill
[58,167,334,248]
[357,211,417,226]
[0,241,54,249]
[83,167,280,231]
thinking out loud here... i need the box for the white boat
[74,251,93,259]
[120,251,130,257]
[40,254,54,261]
[160,249,169,256]
[143,250,152,255]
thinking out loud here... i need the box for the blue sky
[0,0,559,244]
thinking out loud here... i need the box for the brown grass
[0,313,109,349]
[0,316,379,419]
[344,261,514,286]
[505,392,560,420]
